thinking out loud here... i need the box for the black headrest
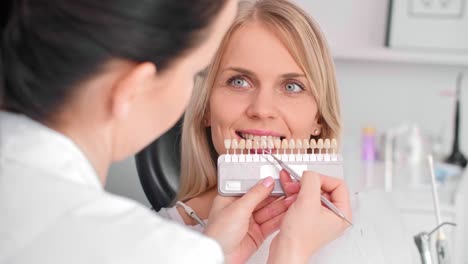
[135,118,183,211]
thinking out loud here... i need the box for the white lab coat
[0,111,223,264]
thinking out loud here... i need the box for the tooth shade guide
[260,138,267,149]
[222,137,339,161]
[253,139,260,155]
[324,138,331,156]
[281,139,288,155]
[267,138,274,150]
[317,139,324,154]
[239,139,246,155]
[231,139,239,155]
[288,139,295,154]
[302,139,310,154]
[274,139,281,154]
[224,139,231,155]
[295,139,302,154]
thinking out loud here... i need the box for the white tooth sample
[296,139,302,150]
[261,136,267,142]
[310,139,317,154]
[274,138,281,149]
[253,139,260,151]
[288,139,295,149]
[239,139,246,150]
[254,136,260,142]
[260,138,267,149]
[249,134,254,140]
[246,139,253,150]
[310,138,317,149]
[331,138,338,149]
[281,139,288,152]
[267,138,274,149]
[324,138,330,149]
[224,139,231,151]
[302,139,310,150]
[231,138,238,150]
[317,138,324,149]
[331,138,338,156]
[267,135,273,143]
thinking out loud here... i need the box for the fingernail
[262,177,274,188]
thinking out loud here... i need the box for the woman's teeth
[238,132,282,141]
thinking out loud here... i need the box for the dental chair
[135,118,183,211]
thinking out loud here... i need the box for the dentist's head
[0,0,237,180]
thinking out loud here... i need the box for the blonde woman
[158,0,353,262]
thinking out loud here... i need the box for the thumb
[234,177,275,213]
[297,171,321,203]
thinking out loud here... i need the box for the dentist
[0,0,351,263]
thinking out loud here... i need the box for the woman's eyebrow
[281,72,306,79]
[223,67,305,79]
[222,66,257,77]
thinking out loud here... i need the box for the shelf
[332,47,468,67]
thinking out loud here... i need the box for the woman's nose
[245,88,279,120]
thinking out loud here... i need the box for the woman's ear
[110,62,157,120]
[311,115,323,137]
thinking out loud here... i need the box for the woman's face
[208,21,321,155]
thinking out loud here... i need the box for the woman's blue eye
[228,77,250,88]
[285,82,303,92]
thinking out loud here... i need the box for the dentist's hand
[268,171,352,264]
[204,175,300,264]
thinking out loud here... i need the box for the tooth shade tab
[239,139,246,150]
[317,138,324,148]
[288,139,295,149]
[246,139,253,150]
[268,138,274,149]
[302,139,310,149]
[260,139,267,149]
[231,139,239,149]
[324,138,330,149]
[224,139,231,149]
[274,139,281,149]
[331,138,338,148]
[310,139,317,148]
[296,139,302,149]
[281,139,288,149]
[253,140,260,150]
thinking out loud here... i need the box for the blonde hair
[176,0,341,202]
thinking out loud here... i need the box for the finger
[211,195,239,210]
[319,175,350,206]
[234,177,275,213]
[297,171,321,204]
[318,175,352,220]
[253,196,281,212]
[283,181,300,196]
[253,195,297,224]
[259,212,286,238]
[280,170,300,196]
